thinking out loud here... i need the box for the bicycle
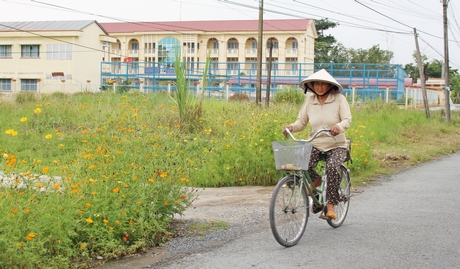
[269,128,352,247]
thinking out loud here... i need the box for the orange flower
[42,166,49,173]
[26,233,36,240]
[163,200,169,206]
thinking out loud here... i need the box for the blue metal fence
[100,61,408,102]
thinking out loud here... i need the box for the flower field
[1,91,460,268]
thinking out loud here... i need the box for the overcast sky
[1,0,459,69]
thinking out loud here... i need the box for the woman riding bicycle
[283,69,352,220]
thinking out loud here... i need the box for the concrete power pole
[256,0,263,104]
[413,28,430,119]
[443,0,451,123]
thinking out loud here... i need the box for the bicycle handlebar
[284,127,335,142]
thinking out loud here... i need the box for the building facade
[0,20,116,94]
[99,19,317,89]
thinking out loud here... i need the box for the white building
[0,20,116,94]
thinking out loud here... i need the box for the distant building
[0,20,116,94]
[100,19,316,74]
[99,19,317,91]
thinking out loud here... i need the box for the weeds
[1,94,460,268]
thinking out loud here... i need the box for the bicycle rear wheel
[327,165,351,228]
[269,175,309,247]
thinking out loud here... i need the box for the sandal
[326,211,337,220]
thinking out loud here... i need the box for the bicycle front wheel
[327,165,351,228]
[269,175,309,247]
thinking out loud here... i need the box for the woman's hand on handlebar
[283,125,293,137]
[330,125,340,136]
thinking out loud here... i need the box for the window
[0,45,12,58]
[21,45,40,58]
[158,37,180,63]
[0,79,11,91]
[266,40,278,49]
[131,42,138,51]
[46,44,72,60]
[21,79,37,92]
[227,41,238,49]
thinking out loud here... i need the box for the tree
[328,42,350,63]
[348,45,393,64]
[314,18,339,63]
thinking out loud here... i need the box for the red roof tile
[100,19,312,33]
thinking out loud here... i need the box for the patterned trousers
[307,147,347,205]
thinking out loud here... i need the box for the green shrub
[273,86,305,104]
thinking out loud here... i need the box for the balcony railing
[285,48,298,57]
[144,48,156,54]
[265,48,279,56]
[245,48,257,57]
[227,48,239,57]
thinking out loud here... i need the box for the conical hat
[299,69,343,94]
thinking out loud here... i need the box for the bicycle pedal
[311,203,323,214]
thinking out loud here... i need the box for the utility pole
[413,28,430,119]
[266,39,273,107]
[256,0,263,105]
[443,0,451,123]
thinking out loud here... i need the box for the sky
[1,0,459,69]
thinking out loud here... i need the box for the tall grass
[1,93,460,268]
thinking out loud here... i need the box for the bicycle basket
[272,140,313,170]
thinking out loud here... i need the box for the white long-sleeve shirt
[290,92,352,152]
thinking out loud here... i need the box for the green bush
[273,86,305,104]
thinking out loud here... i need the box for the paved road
[157,152,460,269]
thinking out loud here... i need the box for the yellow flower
[52,184,60,190]
[26,233,36,240]
[84,202,91,208]
[86,218,93,224]
[45,134,52,139]
[20,117,27,122]
[34,108,42,114]
[103,219,109,223]
[42,166,49,173]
